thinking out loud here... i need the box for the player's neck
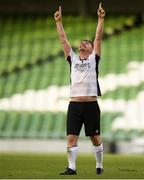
[79,51,90,60]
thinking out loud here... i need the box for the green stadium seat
[0,111,7,137]
[39,112,55,138]
[127,129,141,140]
[14,112,31,138]
[1,111,18,138]
[26,112,41,138]
[112,129,128,140]
[52,113,65,138]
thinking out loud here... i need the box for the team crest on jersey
[74,63,90,72]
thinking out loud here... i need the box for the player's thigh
[66,102,83,136]
[84,101,101,136]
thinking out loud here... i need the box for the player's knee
[67,135,78,147]
[90,135,101,146]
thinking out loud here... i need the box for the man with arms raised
[54,3,105,175]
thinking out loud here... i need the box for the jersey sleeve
[66,48,76,63]
[89,50,101,62]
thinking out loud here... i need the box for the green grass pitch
[0,153,144,179]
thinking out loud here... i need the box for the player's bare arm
[94,3,105,56]
[54,6,71,58]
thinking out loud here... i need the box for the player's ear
[91,48,93,54]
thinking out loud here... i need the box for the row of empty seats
[0,23,143,99]
[0,14,138,74]
[0,111,65,139]
[1,110,132,140]
[0,110,143,140]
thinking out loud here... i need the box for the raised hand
[54,6,62,22]
[97,3,105,19]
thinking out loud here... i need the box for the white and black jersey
[67,48,101,97]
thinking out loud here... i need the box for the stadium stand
[0,14,144,141]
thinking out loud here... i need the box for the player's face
[79,41,93,53]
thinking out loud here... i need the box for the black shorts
[66,101,101,136]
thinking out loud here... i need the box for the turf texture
[0,153,144,179]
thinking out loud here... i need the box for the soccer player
[54,3,105,175]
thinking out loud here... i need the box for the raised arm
[94,3,105,56]
[54,6,71,58]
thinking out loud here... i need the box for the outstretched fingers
[99,2,102,9]
[98,2,105,18]
[54,6,62,21]
[59,6,62,14]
